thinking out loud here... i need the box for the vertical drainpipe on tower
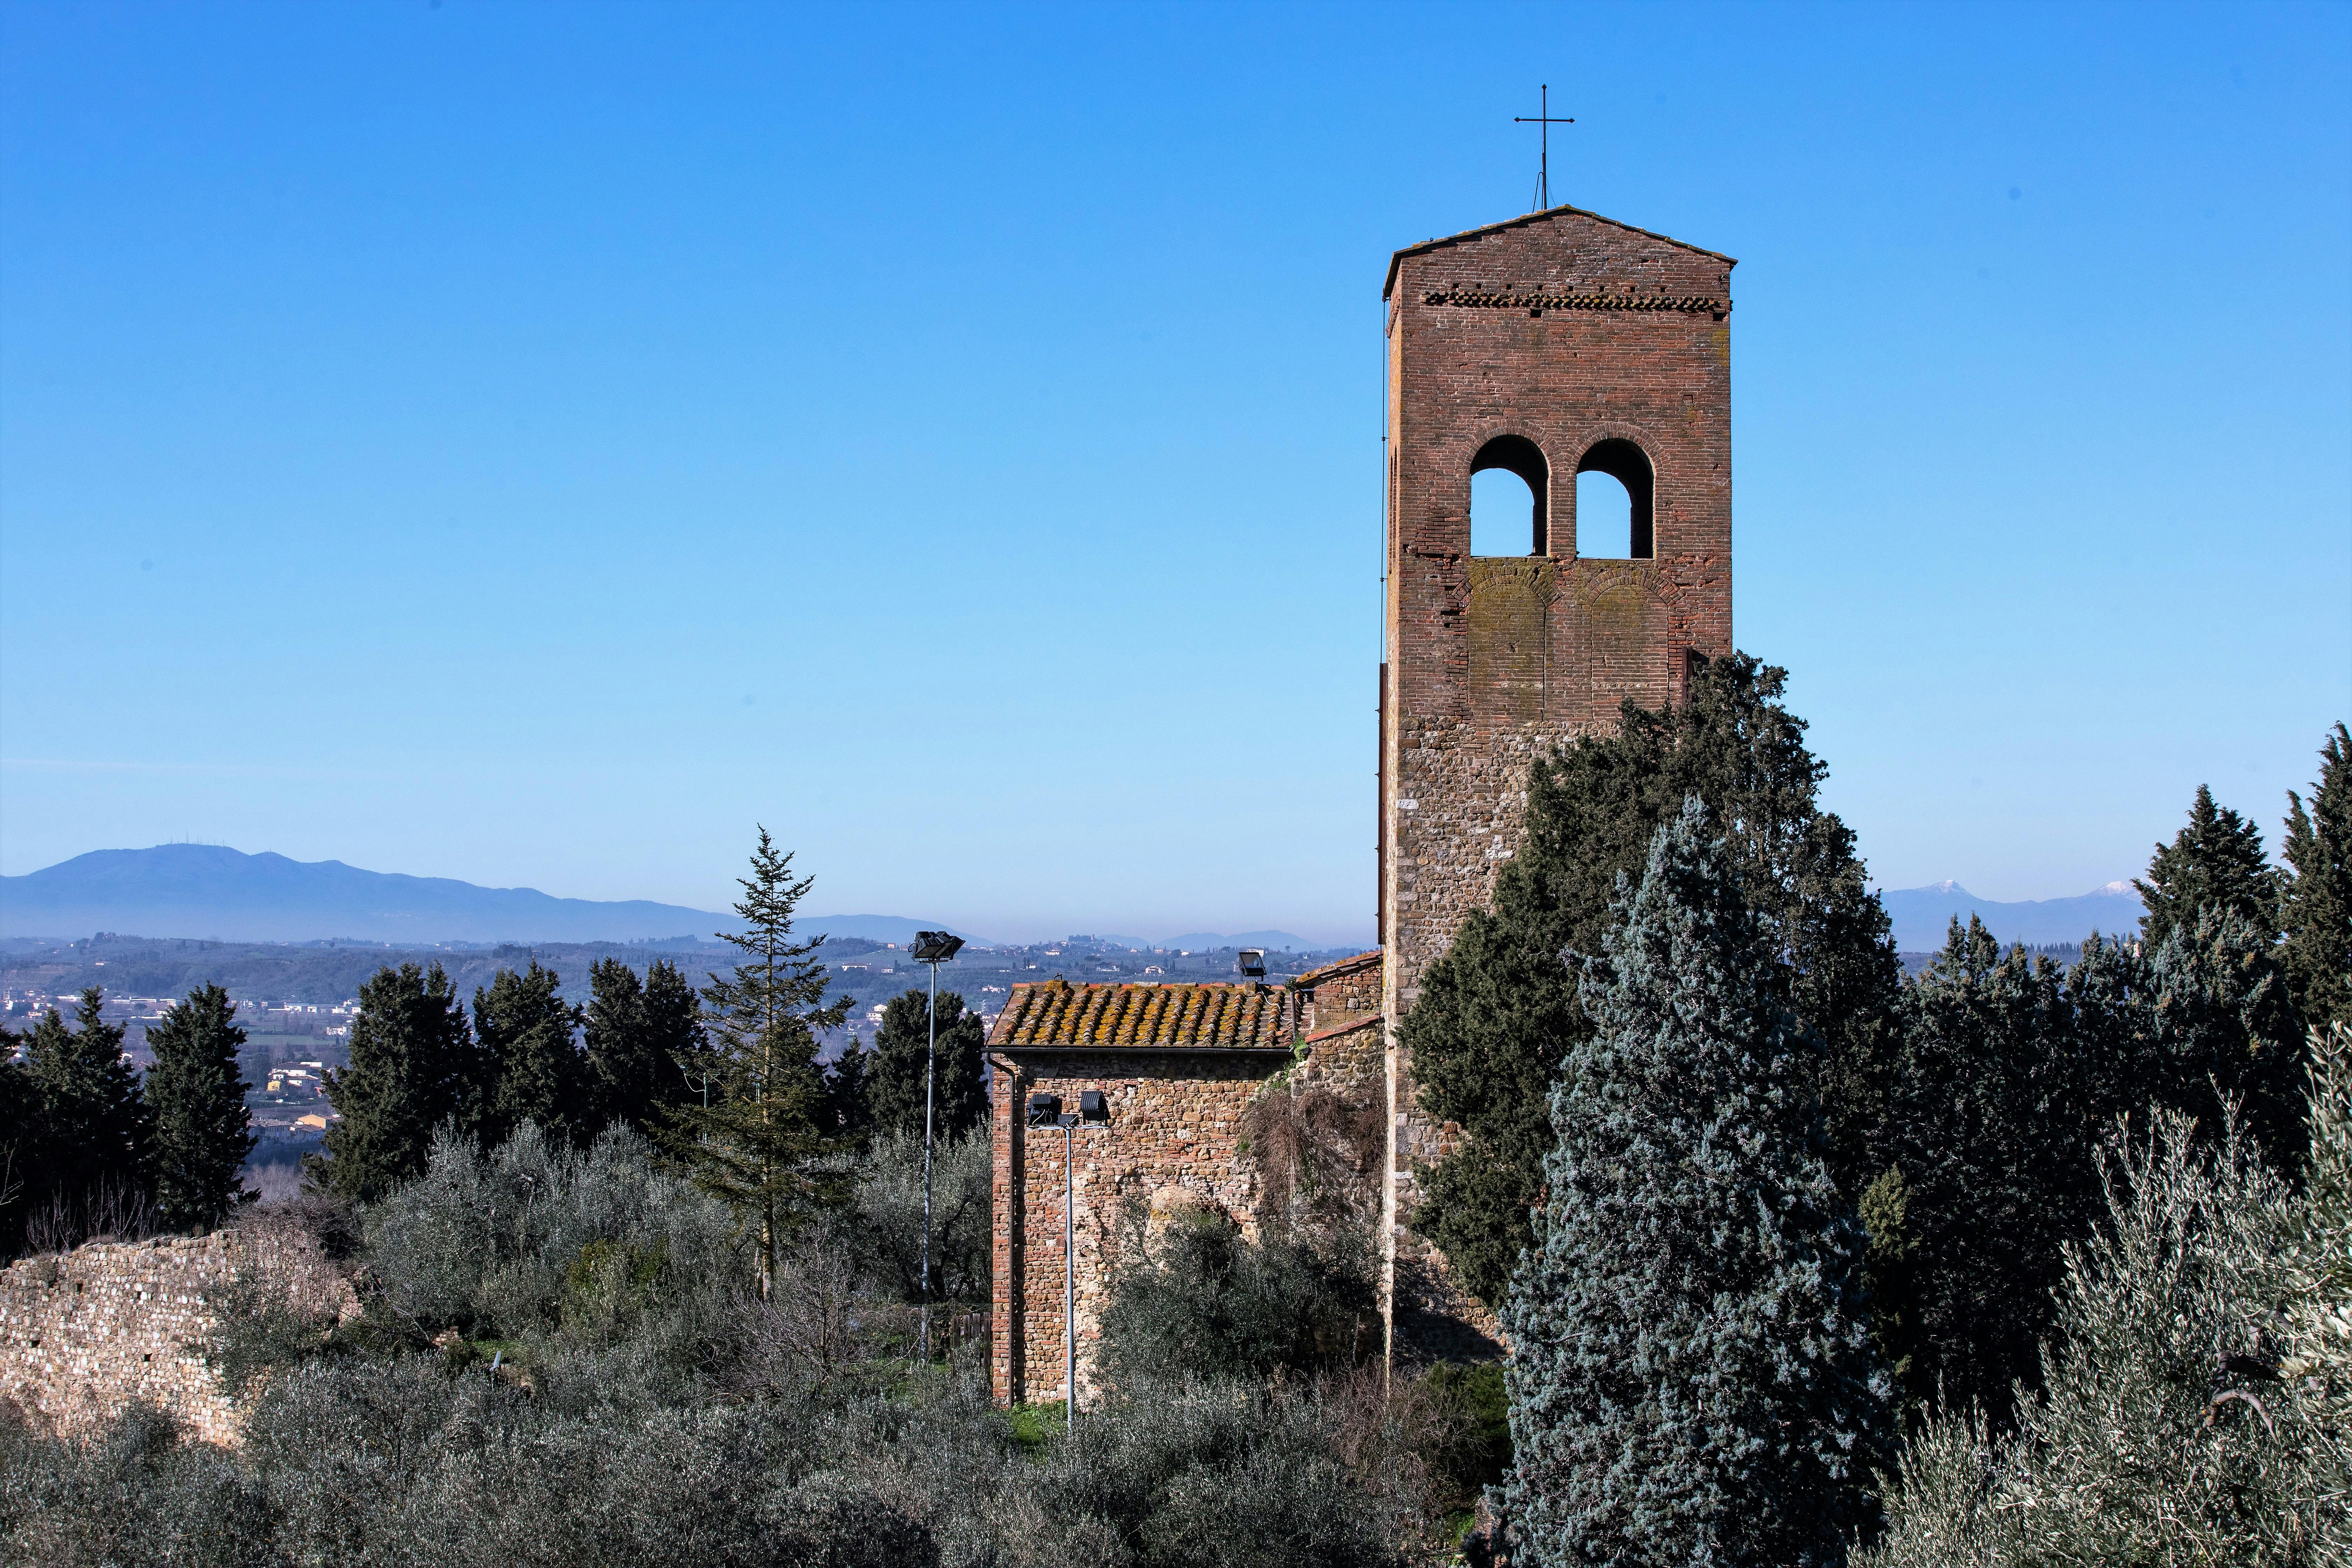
[1377,662,1388,945]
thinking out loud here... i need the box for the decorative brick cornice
[1423,286,1729,317]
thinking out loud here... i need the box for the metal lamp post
[909,930,965,1364]
[1028,1087,1108,1431]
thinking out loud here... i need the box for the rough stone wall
[1379,206,1736,1362]
[0,1227,352,1446]
[1292,953,1386,1089]
[989,1049,1289,1405]
[1294,952,1383,1036]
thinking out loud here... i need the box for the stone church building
[988,201,1735,1405]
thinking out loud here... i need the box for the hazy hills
[1880,880,2145,952]
[0,845,974,947]
[2,845,2146,958]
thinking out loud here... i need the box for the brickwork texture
[1379,205,1735,1362]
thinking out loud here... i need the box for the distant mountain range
[0,846,978,947]
[1093,930,1328,952]
[4,845,2136,958]
[1879,880,2144,952]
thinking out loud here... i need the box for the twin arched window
[1468,435,1654,560]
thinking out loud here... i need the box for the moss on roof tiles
[987,980,1293,1050]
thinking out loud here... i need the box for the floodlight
[1027,1093,1063,1127]
[1236,949,1267,978]
[911,931,965,964]
[1079,1090,1108,1122]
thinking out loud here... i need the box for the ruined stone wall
[0,1226,352,1447]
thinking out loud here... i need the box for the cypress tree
[143,984,256,1233]
[584,957,704,1136]
[1883,904,2306,1424]
[2135,783,2282,949]
[476,960,589,1147]
[667,828,850,1299]
[314,962,479,1202]
[1404,653,1902,1305]
[1499,799,1889,1567]
[2138,904,2304,1161]
[1884,919,2099,1418]
[581,957,645,1132]
[863,988,987,1143]
[0,1041,42,1256]
[2281,721,2350,1032]
[22,988,149,1218]
[824,1037,872,1142]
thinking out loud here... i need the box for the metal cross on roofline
[1514,84,1574,213]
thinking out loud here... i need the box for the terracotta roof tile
[987,980,1293,1050]
[1288,949,1383,990]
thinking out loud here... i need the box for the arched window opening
[1574,439,1654,559]
[1576,471,1635,558]
[1469,434,1548,556]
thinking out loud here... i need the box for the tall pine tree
[668,828,849,1298]
[1499,799,1890,1567]
[1402,653,1902,1304]
[22,988,149,1221]
[314,962,480,1202]
[2135,783,2282,948]
[863,988,988,1143]
[583,956,703,1136]
[143,984,255,1233]
[2281,721,2350,1032]
[476,960,589,1147]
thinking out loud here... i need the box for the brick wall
[989,1048,1290,1405]
[986,962,1390,1405]
[1378,205,1736,1361]
[0,1226,354,1447]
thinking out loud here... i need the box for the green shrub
[1096,1211,1377,1386]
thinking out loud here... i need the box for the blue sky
[2,0,2345,946]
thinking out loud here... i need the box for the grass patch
[1007,1400,1066,1452]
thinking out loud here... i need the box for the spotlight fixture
[911,931,965,964]
[1078,1090,1108,1123]
[1236,948,1267,978]
[1026,1093,1063,1128]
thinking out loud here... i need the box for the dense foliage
[141,984,256,1233]
[1878,895,2303,1417]
[314,962,480,1203]
[1098,1211,1379,1387]
[834,1127,994,1307]
[474,960,591,1149]
[1861,1027,2352,1566]
[581,955,704,1136]
[0,1117,1459,1567]
[2281,722,2350,1032]
[862,986,989,1143]
[1496,800,1890,1568]
[2135,782,2282,947]
[1400,654,1902,1305]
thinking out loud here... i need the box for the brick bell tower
[1378,205,1735,1356]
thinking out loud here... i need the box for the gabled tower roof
[1383,203,1736,300]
